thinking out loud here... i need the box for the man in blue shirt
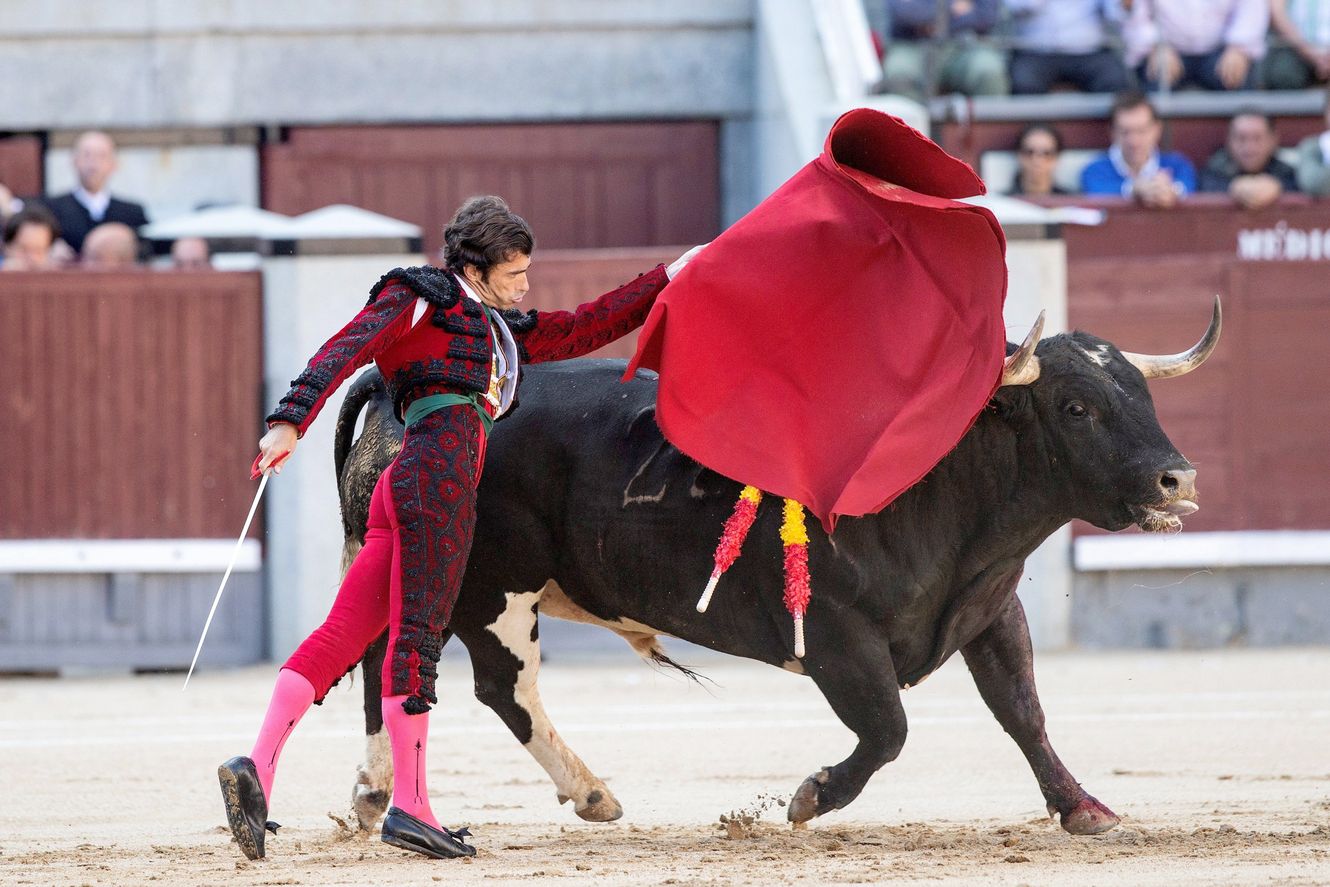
[1081,91,1197,207]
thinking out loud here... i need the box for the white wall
[1004,237,1072,650]
[260,252,423,659]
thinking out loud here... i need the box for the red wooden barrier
[0,271,264,539]
[1067,203,1330,532]
[262,122,721,258]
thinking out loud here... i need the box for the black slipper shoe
[381,806,475,859]
[218,756,269,860]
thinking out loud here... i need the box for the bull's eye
[1065,401,1088,418]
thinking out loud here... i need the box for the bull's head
[993,299,1222,533]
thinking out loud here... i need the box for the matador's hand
[254,422,297,478]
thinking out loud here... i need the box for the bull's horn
[1121,297,1222,380]
[999,310,1044,387]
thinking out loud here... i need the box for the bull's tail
[623,633,709,686]
[334,370,384,485]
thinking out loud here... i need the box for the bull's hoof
[787,769,830,824]
[351,732,393,831]
[558,787,623,822]
[1058,797,1120,835]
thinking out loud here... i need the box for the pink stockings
[249,668,315,803]
[247,673,441,829]
[247,433,483,825]
[382,694,440,828]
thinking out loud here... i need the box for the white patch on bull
[351,728,392,830]
[486,586,622,821]
[622,452,667,506]
[1074,343,1113,367]
[539,580,671,641]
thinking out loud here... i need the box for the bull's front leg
[961,592,1119,835]
[788,612,907,823]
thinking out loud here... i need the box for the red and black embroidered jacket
[266,263,670,434]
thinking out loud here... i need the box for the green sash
[403,392,494,436]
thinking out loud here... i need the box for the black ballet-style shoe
[380,806,476,859]
[218,756,277,860]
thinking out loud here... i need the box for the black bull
[333,309,1220,835]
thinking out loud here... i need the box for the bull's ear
[989,385,1032,421]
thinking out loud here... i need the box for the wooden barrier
[0,270,264,540]
[1066,200,1330,533]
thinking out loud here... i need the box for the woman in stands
[1008,123,1070,197]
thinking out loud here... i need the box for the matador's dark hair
[442,195,534,279]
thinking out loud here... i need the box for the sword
[182,453,284,690]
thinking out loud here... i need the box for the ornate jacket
[267,263,670,434]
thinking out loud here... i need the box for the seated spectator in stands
[1124,0,1269,91]
[1006,0,1130,95]
[1295,86,1330,194]
[42,131,149,254]
[171,236,212,270]
[1266,0,1330,88]
[81,222,140,269]
[1,204,61,271]
[1199,110,1298,209]
[1008,124,1070,195]
[881,0,1007,100]
[1081,91,1197,207]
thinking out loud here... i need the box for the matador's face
[466,252,531,311]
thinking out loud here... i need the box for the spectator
[1008,124,1071,195]
[1006,0,1130,95]
[1199,110,1298,209]
[81,222,140,269]
[881,0,1007,100]
[1,204,61,271]
[0,181,19,226]
[1081,91,1197,207]
[42,131,148,254]
[1294,86,1330,194]
[1265,0,1330,88]
[1124,0,1270,91]
[171,236,212,270]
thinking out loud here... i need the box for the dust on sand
[2,648,1329,886]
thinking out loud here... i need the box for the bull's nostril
[1160,474,1178,491]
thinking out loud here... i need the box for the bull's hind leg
[461,589,623,822]
[352,630,391,830]
[788,612,908,823]
[961,593,1119,835]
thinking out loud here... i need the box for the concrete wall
[2,1,754,129]
[8,0,758,225]
[1074,567,1330,648]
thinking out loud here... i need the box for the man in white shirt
[41,131,148,254]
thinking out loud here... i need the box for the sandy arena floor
[1,645,1328,886]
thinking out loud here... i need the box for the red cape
[625,109,1008,532]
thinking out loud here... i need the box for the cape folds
[625,108,1009,531]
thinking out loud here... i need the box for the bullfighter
[219,195,700,861]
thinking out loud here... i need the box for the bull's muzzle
[1157,468,1198,515]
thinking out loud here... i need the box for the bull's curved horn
[999,310,1045,387]
[1120,297,1222,380]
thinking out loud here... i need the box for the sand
[1,646,1327,886]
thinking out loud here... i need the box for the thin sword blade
[182,471,270,690]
